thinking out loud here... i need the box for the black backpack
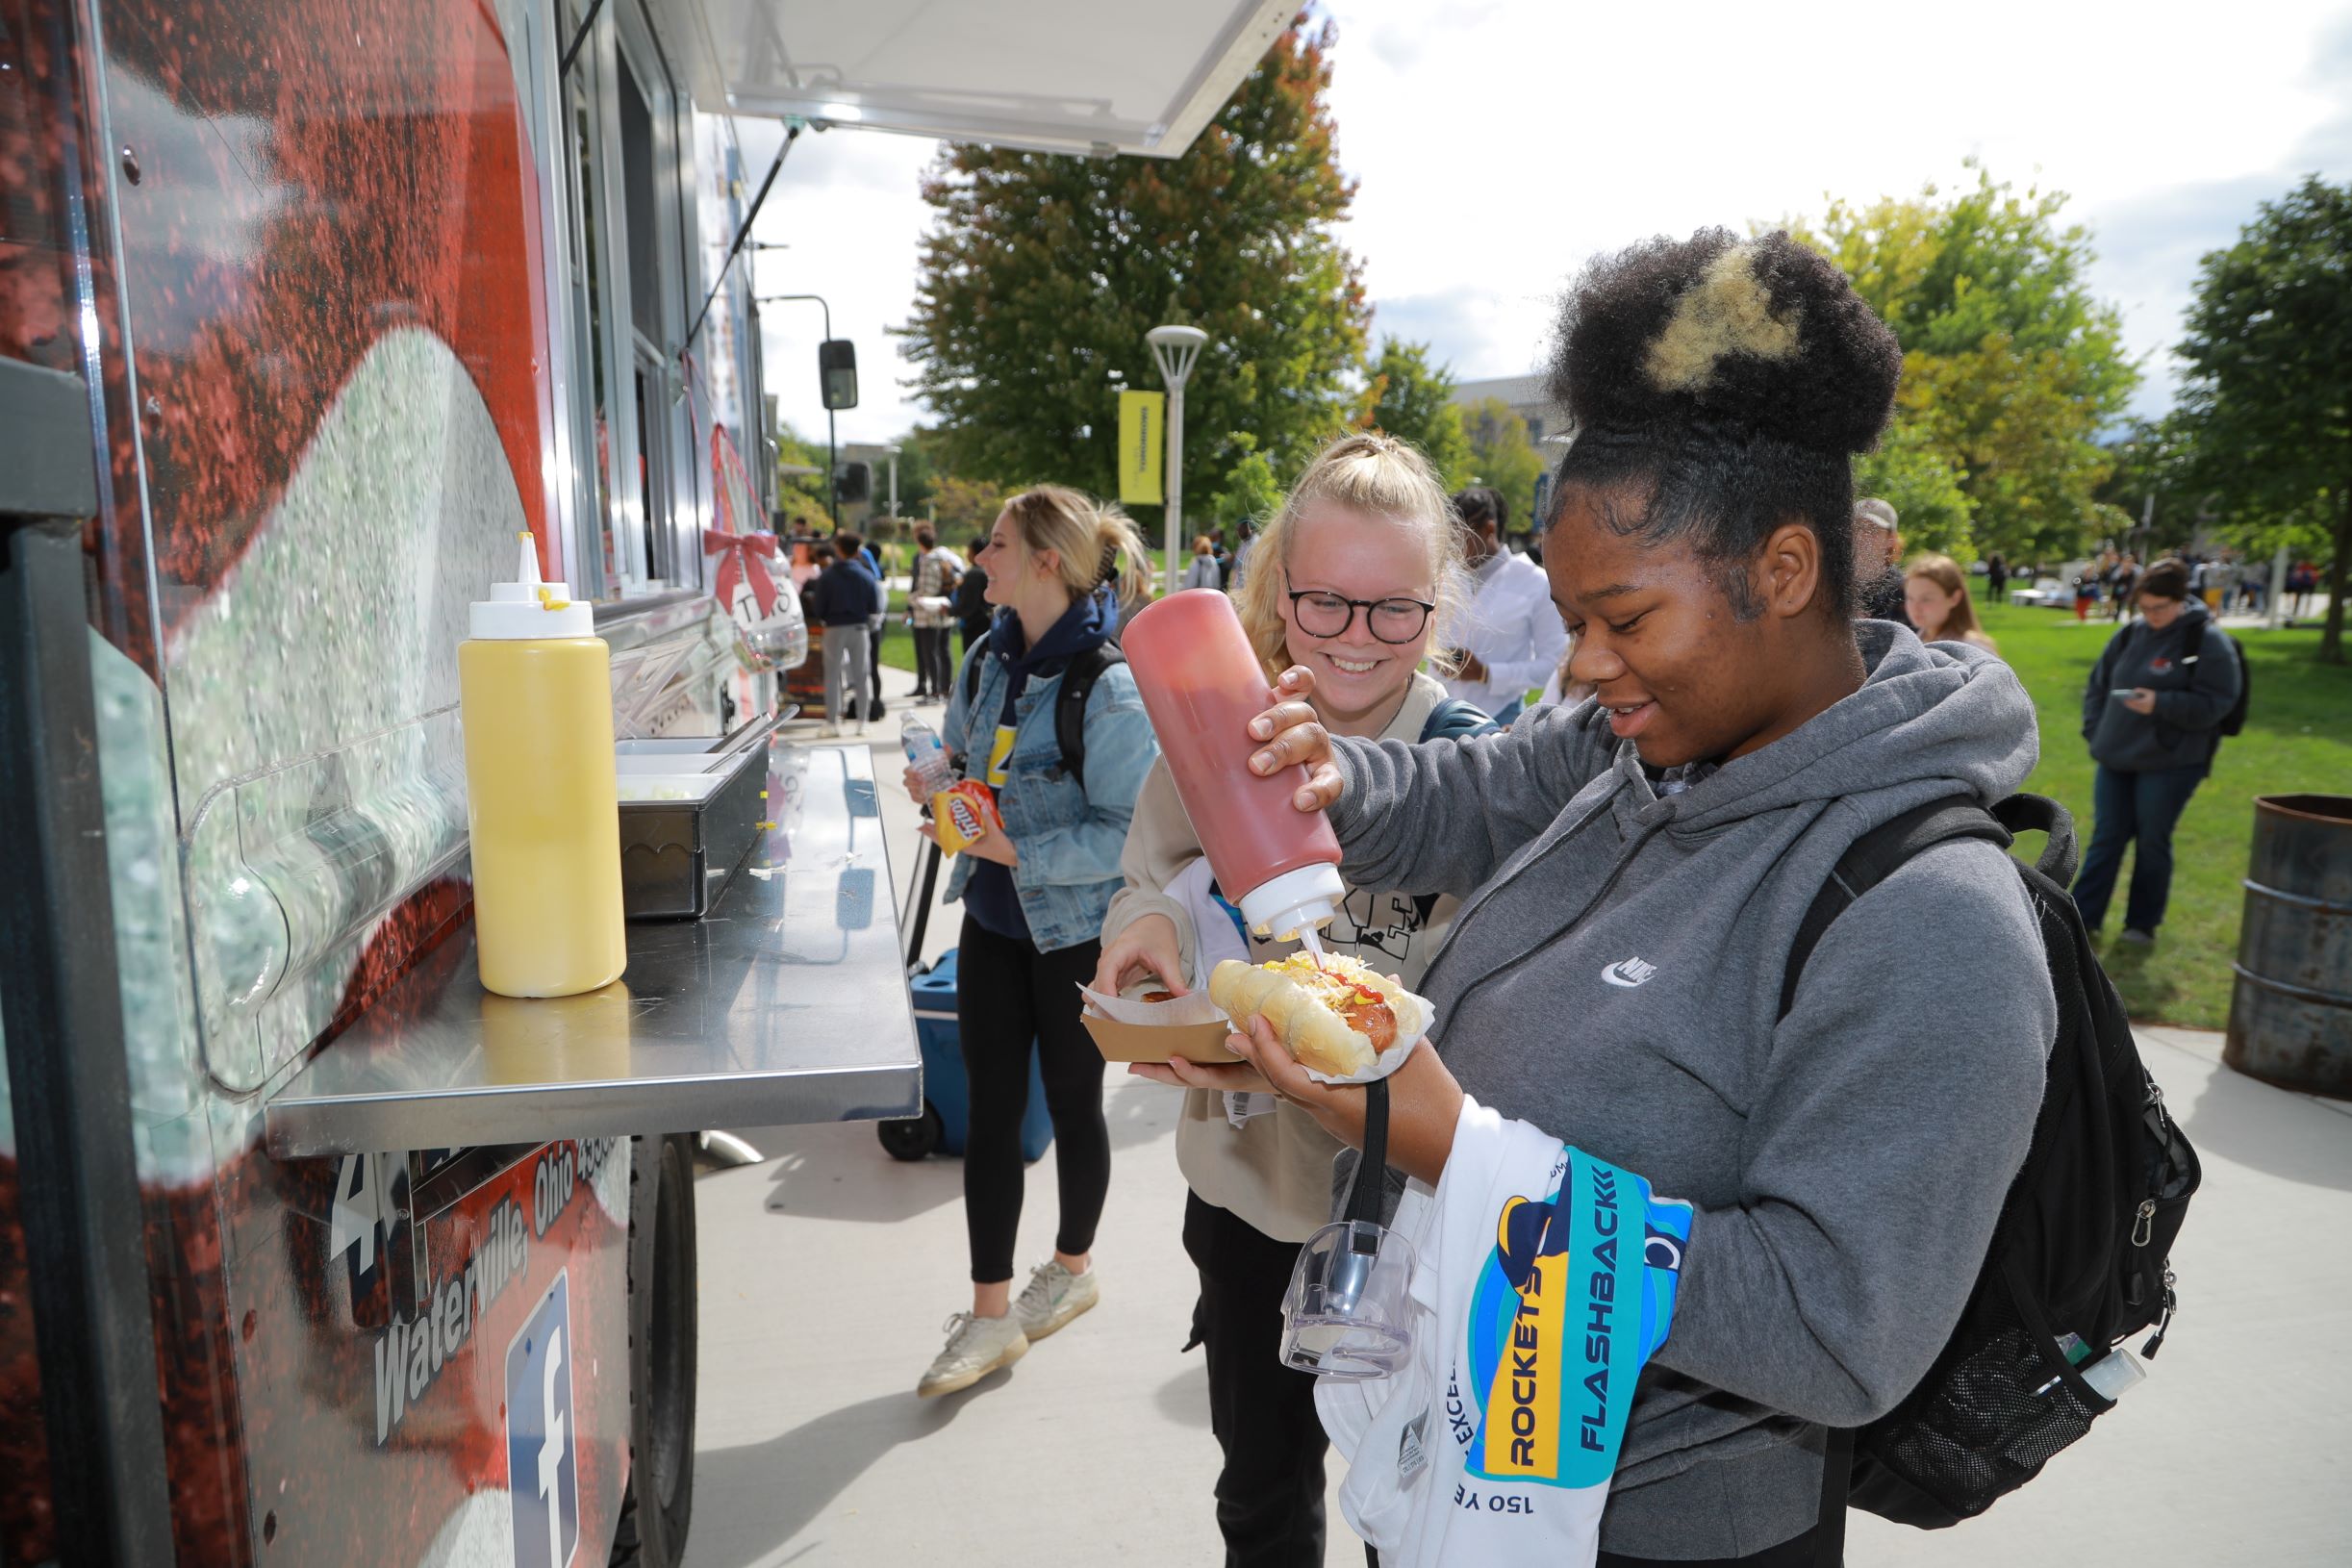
[1783,793,2201,1543]
[959,637,1125,789]
[2215,631,2251,738]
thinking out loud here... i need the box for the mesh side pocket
[1856,1271,2110,1523]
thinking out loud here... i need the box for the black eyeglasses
[1286,590,1435,645]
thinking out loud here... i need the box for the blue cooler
[879,948,1055,1162]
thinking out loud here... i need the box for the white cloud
[741,1,2352,442]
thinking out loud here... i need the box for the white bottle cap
[470,532,595,640]
[1238,862,1346,941]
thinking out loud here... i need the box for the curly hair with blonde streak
[999,484,1154,603]
[1232,431,1471,683]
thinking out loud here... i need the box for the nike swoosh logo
[1602,957,1657,988]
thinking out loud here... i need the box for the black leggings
[1185,1194,1328,1567]
[913,625,954,695]
[953,915,1112,1283]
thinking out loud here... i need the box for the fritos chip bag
[931,780,1005,856]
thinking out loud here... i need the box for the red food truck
[0,1,1289,1563]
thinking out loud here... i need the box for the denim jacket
[941,634,1159,951]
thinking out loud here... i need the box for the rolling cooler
[879,839,1054,1163]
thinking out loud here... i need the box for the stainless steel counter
[263,743,919,1158]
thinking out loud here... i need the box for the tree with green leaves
[1855,418,1976,561]
[1789,165,2138,563]
[1362,338,1470,485]
[1206,432,1284,533]
[928,476,1010,543]
[2092,417,2193,550]
[900,14,1367,518]
[771,420,833,533]
[1457,397,1544,534]
[2172,175,2350,664]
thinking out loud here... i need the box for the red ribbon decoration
[703,528,781,620]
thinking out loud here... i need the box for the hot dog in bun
[1207,953,1431,1077]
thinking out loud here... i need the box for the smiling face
[976,508,1062,619]
[1547,487,1850,769]
[1281,503,1436,734]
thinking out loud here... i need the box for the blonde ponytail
[1001,485,1151,603]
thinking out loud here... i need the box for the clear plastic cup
[1279,1217,1418,1379]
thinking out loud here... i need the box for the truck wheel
[611,1133,696,1567]
[876,1103,943,1161]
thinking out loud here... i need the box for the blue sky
[745,0,2352,446]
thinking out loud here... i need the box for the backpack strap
[1052,642,1124,792]
[960,633,990,706]
[1418,696,1501,744]
[1777,797,2012,1022]
[1986,792,2079,884]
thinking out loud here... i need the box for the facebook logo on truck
[506,1272,580,1568]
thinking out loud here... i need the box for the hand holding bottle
[1247,667,1346,813]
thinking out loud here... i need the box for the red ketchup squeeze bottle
[1121,590,1345,949]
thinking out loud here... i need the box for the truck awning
[647,0,1295,159]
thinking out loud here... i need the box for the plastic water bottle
[900,715,953,801]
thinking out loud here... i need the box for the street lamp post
[1147,325,1209,597]
[757,291,841,525]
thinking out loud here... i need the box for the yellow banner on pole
[1118,390,1166,506]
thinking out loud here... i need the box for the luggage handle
[903,838,944,973]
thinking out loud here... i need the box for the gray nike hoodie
[1328,620,2059,1558]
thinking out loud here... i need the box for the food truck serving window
[560,0,695,602]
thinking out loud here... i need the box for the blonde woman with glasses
[1094,431,1494,1565]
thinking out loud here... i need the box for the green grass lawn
[1978,599,2351,1029]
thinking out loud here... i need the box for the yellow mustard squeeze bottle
[458,532,626,998]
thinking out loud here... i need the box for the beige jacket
[1101,671,1466,1242]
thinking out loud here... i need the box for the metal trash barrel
[2225,794,2352,1098]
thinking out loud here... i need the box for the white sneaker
[1012,1260,1100,1341]
[916,1310,1027,1398]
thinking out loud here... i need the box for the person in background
[954,531,993,653]
[1853,497,1911,624]
[799,540,835,625]
[2288,560,2318,619]
[908,523,962,701]
[842,535,888,718]
[2072,557,2243,947]
[2072,565,2100,621]
[810,531,882,736]
[910,487,1159,1400]
[1183,534,1225,591]
[2109,554,2140,621]
[1442,485,1567,724]
[1905,554,2000,653]
[1985,551,2009,606]
[1095,431,1489,1568]
[1229,516,1258,592]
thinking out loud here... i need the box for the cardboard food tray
[1077,985,1241,1065]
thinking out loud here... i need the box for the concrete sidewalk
[686,661,2351,1567]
